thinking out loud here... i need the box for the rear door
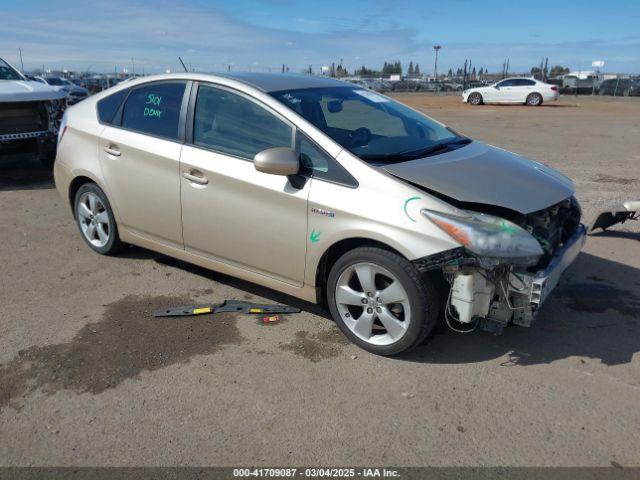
[99,81,189,248]
[515,79,536,101]
[179,83,309,285]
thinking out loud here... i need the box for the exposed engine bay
[415,197,586,334]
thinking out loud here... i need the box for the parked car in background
[441,82,463,92]
[561,72,602,95]
[344,78,372,89]
[463,77,559,106]
[391,80,420,92]
[598,78,640,96]
[0,57,66,167]
[371,79,391,93]
[55,72,585,355]
[37,76,90,105]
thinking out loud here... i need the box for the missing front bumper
[447,224,587,333]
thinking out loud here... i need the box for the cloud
[1,0,638,73]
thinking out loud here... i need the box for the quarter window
[97,89,128,124]
[297,133,357,187]
[121,82,186,140]
[193,85,292,159]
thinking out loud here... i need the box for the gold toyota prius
[55,72,586,355]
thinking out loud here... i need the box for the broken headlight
[422,209,544,265]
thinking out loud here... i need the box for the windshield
[0,58,24,80]
[271,86,467,163]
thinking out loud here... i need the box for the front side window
[193,85,292,159]
[497,79,516,87]
[272,86,466,164]
[121,82,186,140]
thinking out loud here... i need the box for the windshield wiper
[359,138,471,163]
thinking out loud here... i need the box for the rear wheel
[327,247,437,356]
[526,92,543,106]
[468,92,483,105]
[74,183,125,255]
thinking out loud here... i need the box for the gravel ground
[0,95,639,467]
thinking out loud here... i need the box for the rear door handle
[103,146,121,157]
[183,170,208,185]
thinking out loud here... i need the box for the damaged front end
[415,197,586,334]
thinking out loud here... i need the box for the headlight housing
[422,209,544,265]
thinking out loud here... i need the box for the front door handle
[183,170,208,185]
[103,146,121,157]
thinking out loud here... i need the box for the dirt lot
[1,95,639,467]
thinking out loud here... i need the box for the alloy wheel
[528,94,542,106]
[77,192,111,248]
[334,262,411,346]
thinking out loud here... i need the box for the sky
[1,0,640,74]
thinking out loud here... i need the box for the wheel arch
[67,172,117,220]
[313,237,408,304]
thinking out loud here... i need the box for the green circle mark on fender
[403,196,421,222]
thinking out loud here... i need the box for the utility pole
[433,45,441,80]
[18,48,24,71]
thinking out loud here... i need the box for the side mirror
[494,85,500,89]
[254,147,300,176]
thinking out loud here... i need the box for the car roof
[212,72,349,92]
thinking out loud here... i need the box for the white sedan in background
[463,77,559,106]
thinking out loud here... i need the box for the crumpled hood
[383,141,575,214]
[0,80,67,102]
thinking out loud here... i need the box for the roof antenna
[178,57,188,72]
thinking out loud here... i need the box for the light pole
[433,45,441,80]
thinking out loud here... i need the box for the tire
[526,92,543,106]
[468,92,483,105]
[326,247,437,356]
[74,183,125,255]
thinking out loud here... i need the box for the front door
[99,81,187,247]
[180,83,309,285]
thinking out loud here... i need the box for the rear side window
[97,89,128,124]
[518,79,536,86]
[193,84,292,159]
[121,82,186,140]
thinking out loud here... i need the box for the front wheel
[74,183,125,255]
[327,247,437,355]
[468,92,483,105]
[526,92,543,106]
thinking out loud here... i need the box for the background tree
[447,68,453,77]
[414,63,420,75]
[408,61,414,76]
[549,65,570,77]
